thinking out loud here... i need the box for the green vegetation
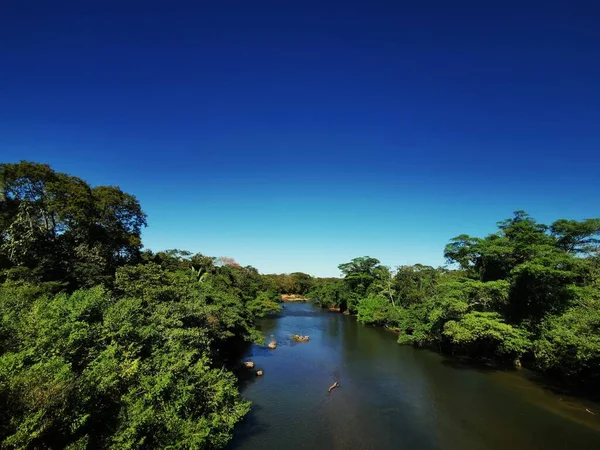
[2,161,599,447]
[309,212,600,392]
[0,162,282,449]
[262,272,314,296]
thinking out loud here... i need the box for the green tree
[393,264,440,307]
[1,161,147,289]
[338,256,381,311]
[289,272,313,295]
[550,218,600,255]
[443,312,530,360]
[533,284,600,382]
[246,291,282,318]
[308,278,352,310]
[0,162,291,448]
[356,294,390,325]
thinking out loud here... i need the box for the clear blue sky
[2,1,599,276]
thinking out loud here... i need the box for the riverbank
[280,294,311,302]
[229,302,600,450]
[315,302,600,402]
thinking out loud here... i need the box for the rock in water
[513,358,522,369]
[256,370,263,376]
[243,361,255,369]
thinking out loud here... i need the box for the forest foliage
[309,213,600,391]
[2,161,599,448]
[0,162,282,449]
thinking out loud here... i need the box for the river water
[229,302,600,450]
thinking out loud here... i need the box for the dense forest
[2,161,599,448]
[0,162,282,449]
[309,214,600,393]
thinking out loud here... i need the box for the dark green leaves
[325,211,600,388]
[0,161,147,288]
[0,162,284,448]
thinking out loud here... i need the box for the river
[229,302,600,450]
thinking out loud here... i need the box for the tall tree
[338,257,381,296]
[1,162,147,288]
[550,218,600,255]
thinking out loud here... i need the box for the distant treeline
[308,212,600,395]
[0,162,282,449]
[262,272,317,296]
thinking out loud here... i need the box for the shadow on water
[438,350,600,409]
[246,345,277,359]
[519,369,600,408]
[439,354,512,374]
[234,367,260,392]
[226,404,269,449]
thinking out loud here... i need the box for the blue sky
[2,1,599,276]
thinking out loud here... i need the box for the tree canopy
[311,211,600,393]
[3,162,600,446]
[1,162,147,289]
[0,162,282,449]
